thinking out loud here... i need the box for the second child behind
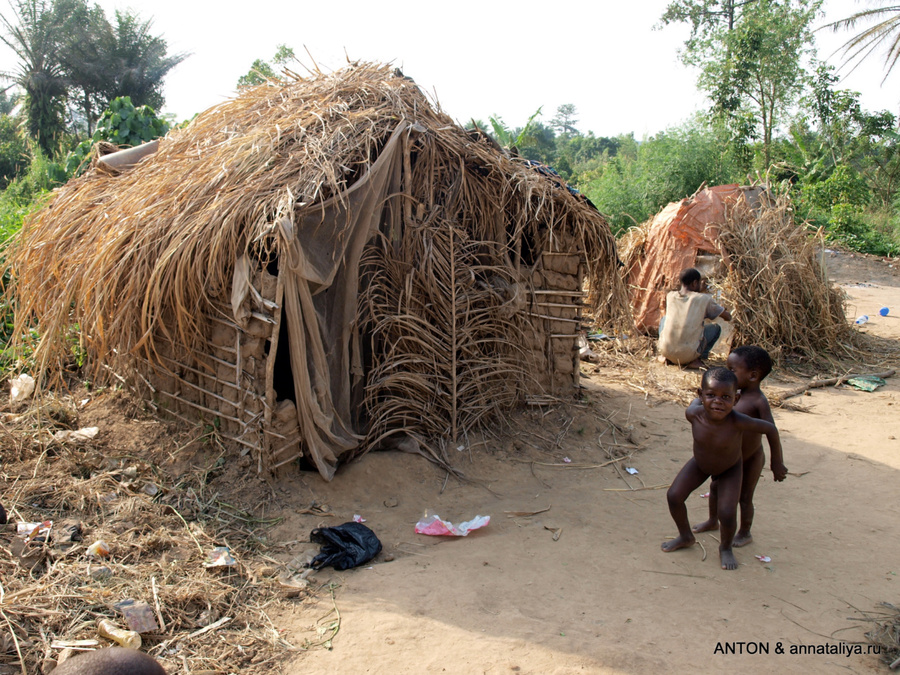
[693,345,787,546]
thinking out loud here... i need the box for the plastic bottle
[880,307,890,317]
[855,315,869,325]
[97,618,142,649]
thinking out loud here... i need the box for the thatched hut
[619,185,851,363]
[621,184,768,334]
[10,62,628,480]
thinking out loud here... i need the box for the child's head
[698,367,739,419]
[679,267,702,290]
[727,345,772,389]
[52,648,166,675]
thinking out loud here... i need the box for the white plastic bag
[9,374,35,403]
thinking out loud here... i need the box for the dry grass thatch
[7,61,629,473]
[715,194,856,365]
[852,602,900,668]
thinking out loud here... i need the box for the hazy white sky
[3,0,898,136]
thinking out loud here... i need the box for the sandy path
[270,252,899,674]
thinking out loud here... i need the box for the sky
[2,0,898,137]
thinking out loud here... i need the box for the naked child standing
[662,367,782,569]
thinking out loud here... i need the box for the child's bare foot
[732,531,753,547]
[661,534,696,552]
[720,548,738,570]
[692,518,718,533]
[684,358,704,370]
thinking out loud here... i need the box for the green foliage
[578,153,645,233]
[65,96,168,176]
[0,146,61,365]
[802,164,869,211]
[797,164,899,255]
[237,44,295,89]
[576,117,743,232]
[823,4,900,81]
[61,7,187,132]
[0,90,16,116]
[3,147,64,204]
[515,121,558,164]
[489,106,543,150]
[661,0,821,168]
[550,103,579,135]
[0,0,184,152]
[0,0,72,155]
[0,115,30,188]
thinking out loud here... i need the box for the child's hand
[771,462,787,482]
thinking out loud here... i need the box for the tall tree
[550,103,579,135]
[0,0,185,148]
[101,11,186,110]
[61,8,187,133]
[661,0,822,167]
[0,0,72,154]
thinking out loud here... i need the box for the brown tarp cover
[627,185,763,334]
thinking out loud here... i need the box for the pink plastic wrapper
[414,514,490,537]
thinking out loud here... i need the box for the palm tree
[102,10,187,112]
[0,0,70,155]
[62,8,188,132]
[824,4,900,82]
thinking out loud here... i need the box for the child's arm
[756,396,787,481]
[686,397,702,422]
[736,414,786,481]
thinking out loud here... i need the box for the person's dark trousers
[698,323,722,360]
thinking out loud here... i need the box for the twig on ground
[778,370,895,402]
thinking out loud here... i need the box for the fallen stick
[642,569,711,580]
[186,616,231,640]
[603,484,669,492]
[504,505,551,517]
[778,370,895,402]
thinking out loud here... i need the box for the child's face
[726,353,755,389]
[697,379,739,420]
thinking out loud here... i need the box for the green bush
[795,164,900,256]
[0,115,30,189]
[66,96,169,177]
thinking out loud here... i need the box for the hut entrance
[271,304,295,404]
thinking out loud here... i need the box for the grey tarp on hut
[234,124,410,479]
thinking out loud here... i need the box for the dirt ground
[268,249,900,675]
[2,250,899,675]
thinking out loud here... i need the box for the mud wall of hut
[134,263,291,471]
[523,231,585,395]
[131,237,586,472]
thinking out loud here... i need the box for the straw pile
[7,61,630,472]
[616,224,647,288]
[854,602,900,668]
[715,194,854,364]
[0,394,333,674]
